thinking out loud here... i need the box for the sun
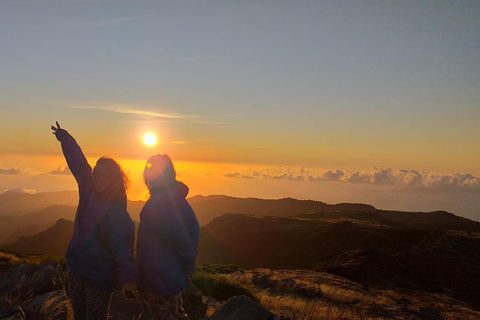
[143,133,157,146]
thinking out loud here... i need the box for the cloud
[72,103,240,124]
[423,173,480,191]
[75,104,193,119]
[224,172,257,179]
[0,167,22,175]
[308,169,345,182]
[222,166,480,193]
[49,166,71,175]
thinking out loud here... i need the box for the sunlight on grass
[258,292,384,320]
[192,271,258,302]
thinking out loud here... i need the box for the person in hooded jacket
[137,153,200,320]
[51,122,138,320]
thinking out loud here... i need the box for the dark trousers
[67,269,112,320]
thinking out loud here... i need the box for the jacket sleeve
[144,197,197,274]
[55,129,93,193]
[107,208,138,285]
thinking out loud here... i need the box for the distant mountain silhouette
[1,219,74,255]
[377,210,480,231]
[0,205,75,244]
[2,222,55,245]
[0,190,78,216]
[188,195,376,226]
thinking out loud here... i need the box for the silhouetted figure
[51,122,138,320]
[137,154,200,320]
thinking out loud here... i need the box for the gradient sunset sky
[1,1,479,220]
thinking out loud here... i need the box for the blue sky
[1,1,479,219]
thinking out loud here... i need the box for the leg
[148,292,189,320]
[172,292,189,320]
[67,269,86,320]
[84,281,112,320]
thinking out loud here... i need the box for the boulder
[0,264,36,295]
[182,281,207,320]
[21,290,72,320]
[0,305,25,320]
[208,295,274,320]
[0,261,64,303]
[29,261,64,295]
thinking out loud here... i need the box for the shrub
[192,271,258,303]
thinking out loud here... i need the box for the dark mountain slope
[197,213,428,269]
[188,195,376,226]
[0,205,75,244]
[1,219,74,255]
[2,222,55,245]
[377,210,480,231]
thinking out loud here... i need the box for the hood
[150,180,189,198]
[175,181,189,198]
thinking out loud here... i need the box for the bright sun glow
[143,133,157,146]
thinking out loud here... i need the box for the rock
[0,305,25,320]
[21,290,72,320]
[109,290,151,320]
[183,281,199,295]
[0,299,10,312]
[0,261,65,305]
[208,295,274,320]
[418,307,443,319]
[29,261,64,295]
[181,281,207,320]
[0,264,36,294]
[203,295,223,317]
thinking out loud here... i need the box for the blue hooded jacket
[56,129,137,291]
[137,181,200,295]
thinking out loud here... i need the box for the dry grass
[224,268,480,320]
[4,288,35,306]
[259,292,388,320]
[37,293,74,320]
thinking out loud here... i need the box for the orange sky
[0,2,479,221]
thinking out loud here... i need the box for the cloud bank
[0,167,22,175]
[49,167,71,175]
[223,167,480,193]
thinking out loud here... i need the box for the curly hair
[95,157,129,208]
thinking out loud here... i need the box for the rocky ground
[2,260,480,320]
[0,260,273,320]
[227,268,480,320]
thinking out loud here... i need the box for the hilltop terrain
[1,190,480,317]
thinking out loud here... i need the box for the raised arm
[51,121,93,191]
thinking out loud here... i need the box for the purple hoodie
[56,129,137,291]
[137,181,200,295]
